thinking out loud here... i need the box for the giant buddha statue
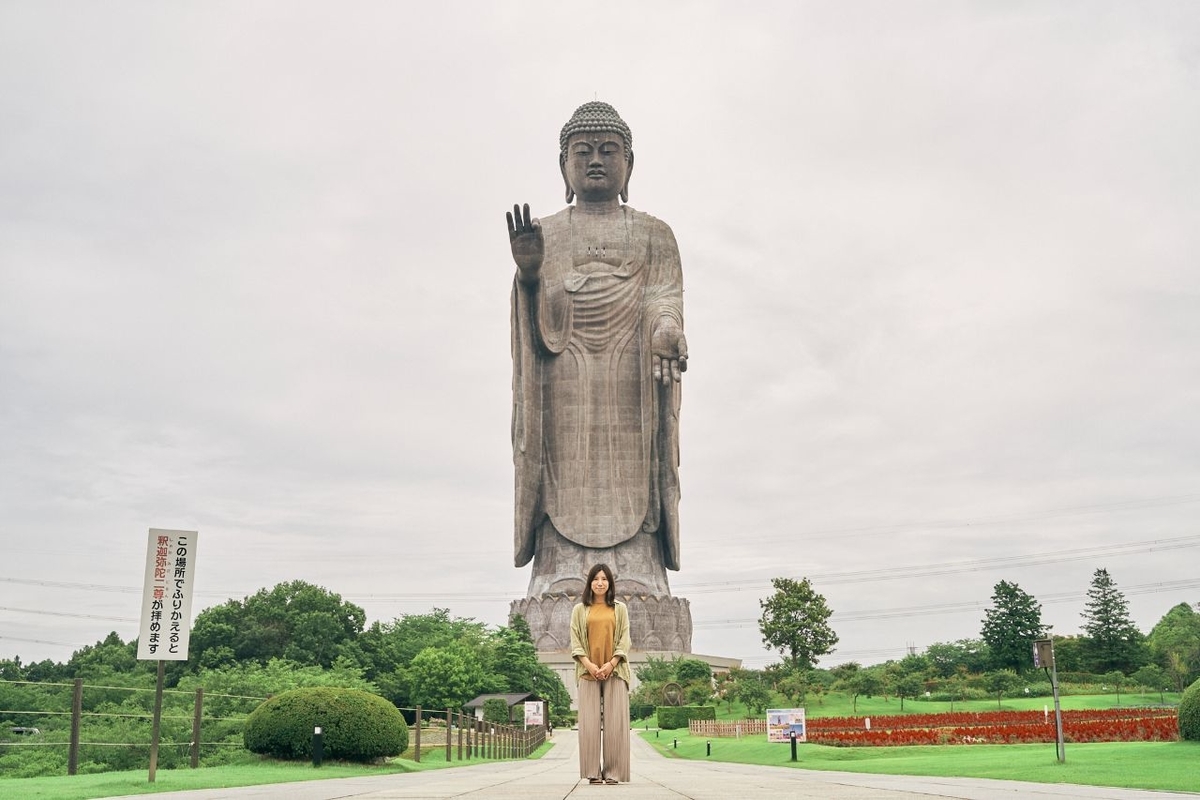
[507,102,692,652]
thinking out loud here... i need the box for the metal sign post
[1034,638,1065,763]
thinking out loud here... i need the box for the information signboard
[766,708,806,743]
[137,529,198,661]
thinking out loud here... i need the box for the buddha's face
[562,131,631,203]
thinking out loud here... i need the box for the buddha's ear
[620,152,634,203]
[560,155,574,204]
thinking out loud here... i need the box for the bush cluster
[657,704,716,730]
[482,698,510,724]
[630,702,656,720]
[243,686,408,762]
[1179,678,1200,741]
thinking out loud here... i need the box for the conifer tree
[1081,568,1146,674]
[981,580,1046,673]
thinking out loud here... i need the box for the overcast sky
[2,1,1198,671]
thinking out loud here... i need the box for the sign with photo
[766,708,806,743]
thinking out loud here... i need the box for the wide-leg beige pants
[577,676,630,782]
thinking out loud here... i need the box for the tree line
[0,580,572,723]
[3,567,1196,726]
[749,568,1200,712]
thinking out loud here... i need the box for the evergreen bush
[657,704,716,730]
[1179,678,1200,741]
[243,686,407,762]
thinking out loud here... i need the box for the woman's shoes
[604,777,619,784]
[588,777,604,784]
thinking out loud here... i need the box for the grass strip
[642,730,1200,793]
[1,740,553,800]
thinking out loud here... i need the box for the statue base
[511,592,693,652]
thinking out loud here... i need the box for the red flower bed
[804,708,1178,746]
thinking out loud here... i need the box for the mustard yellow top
[584,603,615,677]
[570,600,631,685]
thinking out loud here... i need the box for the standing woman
[570,563,632,784]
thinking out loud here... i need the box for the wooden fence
[0,680,547,777]
[0,678,262,774]
[688,719,767,737]
[409,707,546,763]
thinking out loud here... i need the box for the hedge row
[657,705,716,730]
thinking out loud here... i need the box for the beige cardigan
[569,600,632,685]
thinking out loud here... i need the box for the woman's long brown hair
[582,563,616,607]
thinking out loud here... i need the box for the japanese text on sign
[137,529,198,661]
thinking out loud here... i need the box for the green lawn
[0,743,552,800]
[4,693,1190,799]
[0,761,425,800]
[685,690,1181,721]
[641,732,1200,793]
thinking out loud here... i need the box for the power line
[744,493,1200,543]
[0,606,138,624]
[0,635,83,648]
[0,576,525,603]
[693,577,1200,630]
[675,534,1200,594]
[2,534,1197,632]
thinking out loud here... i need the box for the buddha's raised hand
[506,203,543,282]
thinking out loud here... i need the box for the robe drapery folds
[512,205,683,571]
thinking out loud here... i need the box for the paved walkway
[109,730,1198,800]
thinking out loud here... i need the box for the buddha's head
[559,101,634,204]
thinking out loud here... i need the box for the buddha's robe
[511,205,683,585]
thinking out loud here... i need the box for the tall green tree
[65,632,145,681]
[980,580,1046,673]
[1147,602,1200,690]
[187,581,365,671]
[407,643,488,711]
[356,608,491,706]
[1049,634,1085,672]
[491,615,571,716]
[758,577,838,670]
[1080,568,1147,674]
[924,639,989,677]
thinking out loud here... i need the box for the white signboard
[137,529,198,661]
[524,700,544,727]
[766,708,806,743]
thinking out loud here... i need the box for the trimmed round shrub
[244,686,408,762]
[1180,678,1200,741]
